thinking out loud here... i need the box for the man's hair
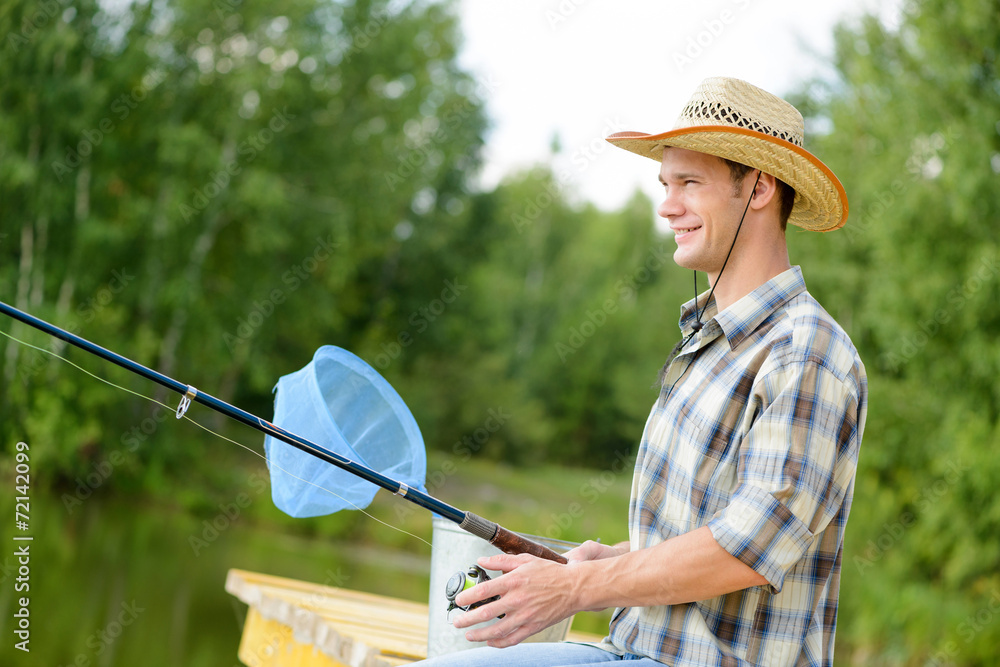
[722,158,795,231]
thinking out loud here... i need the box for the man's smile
[671,225,702,238]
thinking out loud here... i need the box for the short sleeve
[707,359,863,593]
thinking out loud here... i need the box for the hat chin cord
[689,169,762,334]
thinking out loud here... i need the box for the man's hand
[451,553,581,649]
[564,539,628,564]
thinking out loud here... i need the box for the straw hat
[607,77,848,232]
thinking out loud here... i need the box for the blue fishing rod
[0,300,567,563]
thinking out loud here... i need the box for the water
[0,491,433,667]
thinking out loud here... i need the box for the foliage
[394,174,688,468]
[0,0,683,485]
[1,0,489,479]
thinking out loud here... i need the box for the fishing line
[0,327,434,550]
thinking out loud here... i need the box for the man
[415,77,867,666]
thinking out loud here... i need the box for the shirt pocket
[687,372,756,515]
[693,363,759,463]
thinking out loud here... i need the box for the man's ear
[748,171,778,210]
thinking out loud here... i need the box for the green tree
[396,167,690,470]
[0,0,487,488]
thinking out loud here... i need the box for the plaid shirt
[603,266,867,666]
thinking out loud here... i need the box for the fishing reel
[444,564,502,616]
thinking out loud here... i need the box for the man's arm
[457,352,864,648]
[571,526,767,609]
[453,526,767,648]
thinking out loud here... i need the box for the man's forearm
[568,526,768,611]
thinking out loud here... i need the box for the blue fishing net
[263,346,426,518]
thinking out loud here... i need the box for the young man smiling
[415,77,867,666]
[660,148,793,310]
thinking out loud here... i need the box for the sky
[455,0,903,214]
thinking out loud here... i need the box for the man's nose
[657,188,684,219]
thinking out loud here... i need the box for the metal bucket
[426,516,579,658]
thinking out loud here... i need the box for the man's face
[657,147,748,278]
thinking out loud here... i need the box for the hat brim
[607,126,848,232]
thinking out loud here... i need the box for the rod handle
[491,525,568,564]
[459,512,569,564]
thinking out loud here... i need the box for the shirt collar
[678,266,807,351]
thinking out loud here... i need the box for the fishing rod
[0,300,567,564]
